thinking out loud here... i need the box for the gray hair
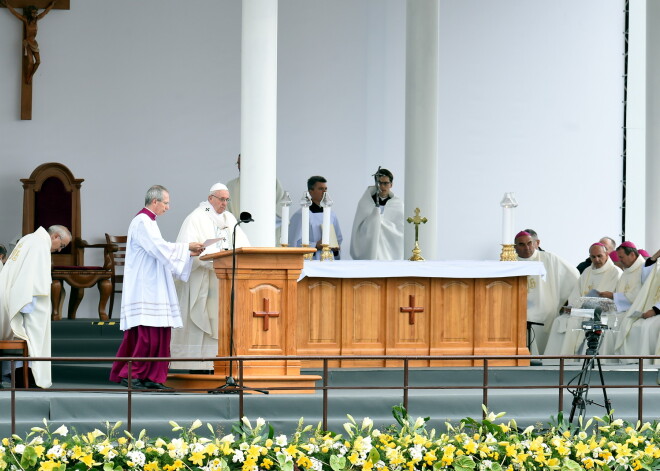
[600,236,616,252]
[145,185,169,206]
[48,225,71,241]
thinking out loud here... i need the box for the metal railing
[2,354,659,434]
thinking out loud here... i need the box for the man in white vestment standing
[289,176,343,259]
[109,185,204,390]
[0,225,71,388]
[545,242,621,356]
[350,168,404,260]
[226,154,286,243]
[514,230,579,354]
[170,183,250,372]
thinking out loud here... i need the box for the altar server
[109,185,203,390]
[0,225,71,388]
[514,230,579,354]
[350,168,404,260]
[170,183,250,372]
[289,176,343,259]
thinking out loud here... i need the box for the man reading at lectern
[109,185,203,390]
[170,183,250,373]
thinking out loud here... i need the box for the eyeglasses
[377,181,392,186]
[211,195,231,203]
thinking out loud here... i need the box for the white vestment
[120,210,193,331]
[349,186,404,260]
[518,249,579,354]
[0,227,52,387]
[289,206,343,260]
[544,258,621,356]
[227,176,285,243]
[615,261,660,358]
[171,202,250,370]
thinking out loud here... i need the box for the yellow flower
[80,454,95,468]
[547,457,560,467]
[363,460,374,471]
[33,445,45,457]
[118,437,128,445]
[574,441,590,458]
[505,444,517,457]
[582,457,595,469]
[463,440,477,454]
[38,460,60,471]
[261,458,273,469]
[144,461,160,471]
[348,452,359,465]
[296,456,312,470]
[285,445,298,457]
[190,451,206,466]
[423,450,437,465]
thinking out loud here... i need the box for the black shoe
[142,380,173,391]
[120,378,145,388]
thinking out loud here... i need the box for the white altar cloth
[299,260,546,281]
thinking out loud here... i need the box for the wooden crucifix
[1,0,69,120]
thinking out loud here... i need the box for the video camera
[581,307,608,355]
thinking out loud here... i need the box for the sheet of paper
[203,238,222,247]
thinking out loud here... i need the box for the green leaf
[20,446,38,468]
[103,463,116,471]
[330,455,347,471]
[560,458,582,471]
[367,448,380,463]
[452,455,476,471]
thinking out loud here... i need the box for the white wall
[0,0,627,317]
[437,0,624,263]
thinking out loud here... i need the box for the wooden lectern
[167,247,319,393]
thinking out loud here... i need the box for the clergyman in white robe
[109,204,195,386]
[349,185,404,260]
[171,200,250,371]
[615,260,660,359]
[515,232,579,354]
[0,227,65,388]
[544,254,621,357]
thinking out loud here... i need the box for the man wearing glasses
[350,167,404,260]
[170,182,250,373]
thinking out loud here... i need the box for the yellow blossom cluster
[0,410,659,471]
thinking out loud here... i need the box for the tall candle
[280,205,290,245]
[322,206,331,245]
[301,205,310,245]
[502,207,512,245]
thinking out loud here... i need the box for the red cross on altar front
[253,298,280,331]
[399,294,424,325]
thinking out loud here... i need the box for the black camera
[581,308,608,355]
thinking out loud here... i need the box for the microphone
[239,211,254,224]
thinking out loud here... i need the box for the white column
[404,0,439,259]
[645,0,660,252]
[625,0,646,248]
[240,0,278,247]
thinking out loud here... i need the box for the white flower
[134,440,145,450]
[53,425,68,437]
[275,435,288,446]
[13,444,25,454]
[256,418,266,428]
[220,434,235,443]
[232,450,245,463]
[127,450,146,467]
[361,417,373,430]
[28,437,43,446]
[241,417,252,430]
[611,419,624,427]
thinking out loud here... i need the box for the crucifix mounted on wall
[1,0,69,120]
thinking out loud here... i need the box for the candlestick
[299,191,312,246]
[320,192,334,247]
[279,191,292,246]
[499,192,518,244]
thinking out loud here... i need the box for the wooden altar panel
[341,279,387,366]
[385,279,430,366]
[297,278,342,366]
[430,279,474,366]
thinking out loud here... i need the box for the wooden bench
[0,339,29,388]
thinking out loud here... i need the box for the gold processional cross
[406,207,427,261]
[1,0,69,120]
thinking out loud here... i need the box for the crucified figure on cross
[1,0,56,84]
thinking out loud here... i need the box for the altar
[296,260,545,367]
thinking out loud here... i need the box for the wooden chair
[0,339,29,388]
[21,163,113,321]
[105,234,127,319]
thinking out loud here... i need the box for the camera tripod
[568,331,612,422]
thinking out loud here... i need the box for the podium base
[166,373,321,394]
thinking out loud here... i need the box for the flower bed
[1,406,659,471]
